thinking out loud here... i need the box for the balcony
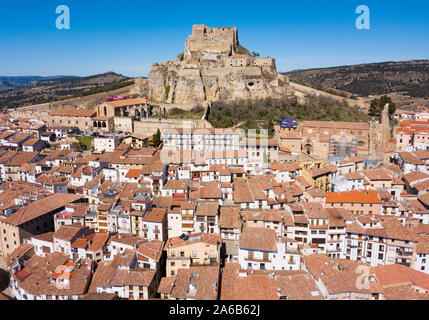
[191,258,218,267]
[396,249,413,257]
[168,255,188,260]
[245,257,271,263]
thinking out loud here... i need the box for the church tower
[381,103,390,148]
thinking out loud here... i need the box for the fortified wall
[133,118,212,136]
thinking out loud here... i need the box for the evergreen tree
[369,96,396,119]
[153,129,161,148]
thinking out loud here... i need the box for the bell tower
[381,103,390,148]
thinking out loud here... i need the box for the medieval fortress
[136,24,290,104]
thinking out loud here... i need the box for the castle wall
[133,118,212,136]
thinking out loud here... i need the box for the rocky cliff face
[146,25,290,104]
[148,61,290,104]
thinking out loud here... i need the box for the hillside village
[0,25,429,301]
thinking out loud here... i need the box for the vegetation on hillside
[285,60,429,99]
[0,72,131,110]
[69,80,134,99]
[158,106,205,120]
[236,44,252,56]
[368,95,397,119]
[209,95,371,132]
[75,136,93,152]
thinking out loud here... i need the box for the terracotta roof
[399,152,424,165]
[220,263,279,300]
[6,152,38,166]
[142,208,167,223]
[304,202,328,219]
[326,190,382,204]
[195,202,219,217]
[6,243,34,266]
[343,172,364,181]
[105,98,147,108]
[3,193,83,226]
[374,264,429,291]
[275,273,323,300]
[403,171,429,185]
[125,169,142,178]
[419,193,429,207]
[54,225,90,242]
[305,188,326,198]
[239,227,277,252]
[159,266,219,300]
[218,206,242,229]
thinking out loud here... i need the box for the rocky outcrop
[146,25,290,104]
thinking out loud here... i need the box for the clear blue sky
[0,0,428,77]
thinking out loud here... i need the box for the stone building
[279,120,370,160]
[97,98,150,118]
[278,105,393,161]
[49,108,97,131]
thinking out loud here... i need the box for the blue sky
[0,0,428,77]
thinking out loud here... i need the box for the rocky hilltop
[137,25,290,104]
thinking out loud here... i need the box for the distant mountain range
[0,76,80,92]
[283,60,429,109]
[0,72,131,110]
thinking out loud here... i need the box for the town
[0,24,429,301]
[0,99,428,300]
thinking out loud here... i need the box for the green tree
[267,119,274,136]
[252,52,260,57]
[75,136,92,152]
[369,95,396,118]
[152,129,161,148]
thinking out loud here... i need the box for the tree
[75,136,92,152]
[369,95,396,119]
[252,52,260,57]
[267,119,274,134]
[152,129,161,148]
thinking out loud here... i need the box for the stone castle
[134,24,290,104]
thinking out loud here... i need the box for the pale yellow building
[164,233,221,276]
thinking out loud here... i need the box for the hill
[208,95,371,135]
[284,60,429,110]
[0,72,131,110]
[0,75,79,92]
